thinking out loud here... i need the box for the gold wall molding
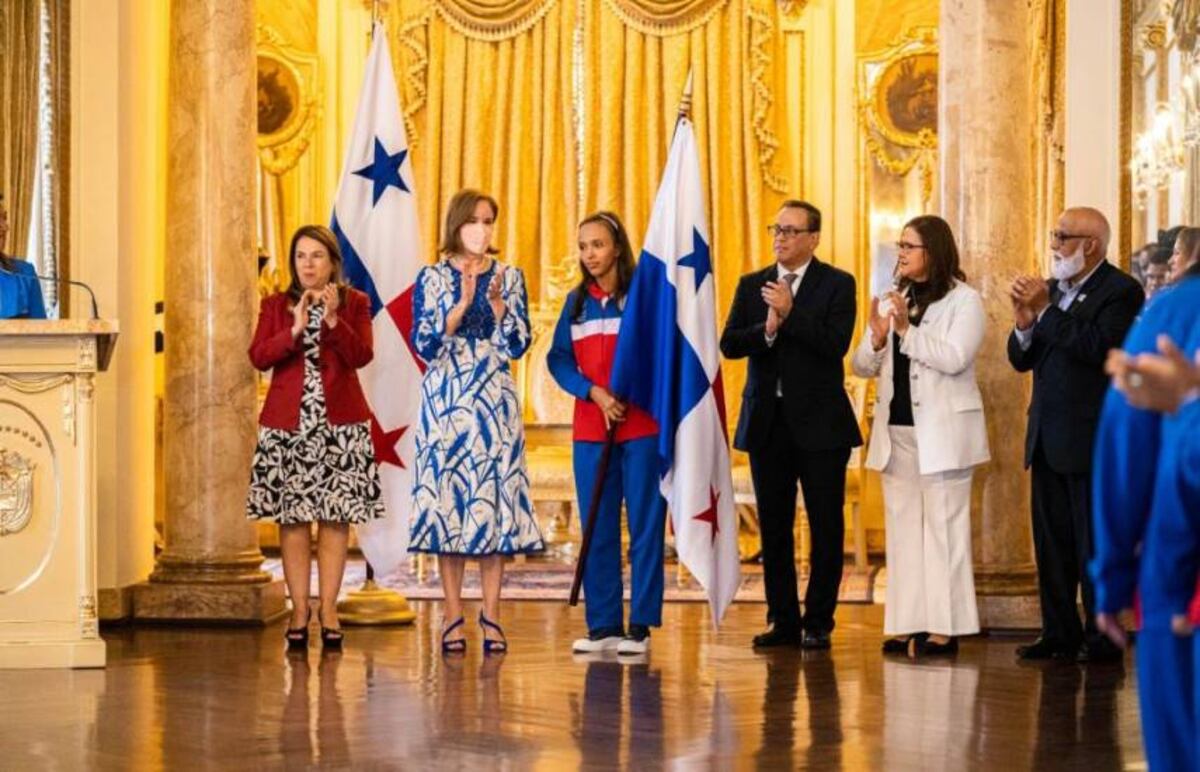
[857,26,938,207]
[0,374,72,395]
[748,6,790,193]
[255,24,321,176]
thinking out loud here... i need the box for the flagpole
[569,424,618,606]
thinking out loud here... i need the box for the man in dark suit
[1008,206,1144,663]
[720,200,862,650]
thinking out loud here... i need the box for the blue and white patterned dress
[408,258,544,555]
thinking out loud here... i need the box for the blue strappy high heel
[478,612,508,655]
[441,617,467,654]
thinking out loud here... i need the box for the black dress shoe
[1015,637,1074,661]
[915,636,958,657]
[800,630,832,650]
[1079,637,1124,664]
[752,627,800,648]
[882,633,927,655]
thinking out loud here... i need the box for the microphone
[0,261,99,319]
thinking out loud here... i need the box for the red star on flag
[370,416,408,469]
[693,486,720,543]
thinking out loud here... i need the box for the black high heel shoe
[479,612,508,655]
[318,609,344,651]
[285,607,312,652]
[441,617,467,655]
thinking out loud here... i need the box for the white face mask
[1051,244,1086,282]
[461,223,492,256]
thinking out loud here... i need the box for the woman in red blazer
[246,224,383,652]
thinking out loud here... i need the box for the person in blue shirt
[1090,275,1200,772]
[0,194,47,319]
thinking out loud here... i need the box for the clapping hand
[1012,275,1051,318]
[761,280,794,321]
[868,297,890,350]
[291,289,319,337]
[1106,334,1200,414]
[321,285,340,328]
[487,265,508,321]
[882,290,909,336]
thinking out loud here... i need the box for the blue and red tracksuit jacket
[547,282,658,443]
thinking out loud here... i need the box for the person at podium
[0,194,47,319]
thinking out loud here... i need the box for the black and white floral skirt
[246,306,384,525]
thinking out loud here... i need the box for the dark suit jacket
[249,289,375,430]
[1006,261,1144,475]
[720,258,863,453]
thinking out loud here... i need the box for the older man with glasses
[1007,206,1144,663]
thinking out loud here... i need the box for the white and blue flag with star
[330,22,423,574]
[609,115,740,626]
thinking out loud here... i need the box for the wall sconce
[1131,103,1186,207]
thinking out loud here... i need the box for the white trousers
[882,426,980,636]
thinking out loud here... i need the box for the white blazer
[851,281,990,475]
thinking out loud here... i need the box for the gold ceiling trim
[431,0,559,41]
[600,0,729,36]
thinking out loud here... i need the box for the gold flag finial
[678,70,694,121]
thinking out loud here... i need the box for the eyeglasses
[1049,230,1091,245]
[895,242,925,252]
[767,225,817,238]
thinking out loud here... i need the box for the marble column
[134,0,285,622]
[940,0,1040,628]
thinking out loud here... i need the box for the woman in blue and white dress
[409,189,544,655]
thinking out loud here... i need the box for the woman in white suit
[852,215,989,657]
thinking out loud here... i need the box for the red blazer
[249,289,374,430]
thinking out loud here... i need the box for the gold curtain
[1030,0,1065,264]
[390,0,577,306]
[0,0,41,256]
[579,0,791,412]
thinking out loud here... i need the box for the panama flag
[609,113,741,625]
[330,22,423,575]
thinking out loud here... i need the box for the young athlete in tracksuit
[547,211,665,656]
[1091,275,1200,771]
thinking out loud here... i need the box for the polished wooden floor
[0,602,1143,770]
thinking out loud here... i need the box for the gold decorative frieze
[858,26,939,207]
[0,374,72,395]
[256,25,321,176]
[0,449,36,537]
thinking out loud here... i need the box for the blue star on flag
[353,138,409,205]
[676,227,711,291]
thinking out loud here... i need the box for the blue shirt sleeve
[546,293,593,401]
[1158,400,1200,611]
[20,262,47,319]
[1089,308,1163,613]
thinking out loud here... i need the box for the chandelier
[1131,103,1186,207]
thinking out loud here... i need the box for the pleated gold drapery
[0,0,42,255]
[390,0,793,421]
[579,0,791,410]
[391,0,578,305]
[1030,0,1065,265]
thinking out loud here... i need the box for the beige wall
[72,0,165,609]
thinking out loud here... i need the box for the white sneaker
[617,625,650,656]
[572,628,624,653]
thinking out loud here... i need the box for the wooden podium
[0,320,118,669]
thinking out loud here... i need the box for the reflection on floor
[0,602,1142,769]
